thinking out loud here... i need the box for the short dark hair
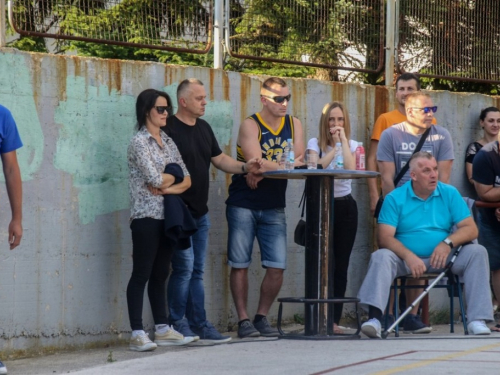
[177,78,204,102]
[479,106,500,121]
[396,73,421,90]
[262,77,287,90]
[135,89,172,130]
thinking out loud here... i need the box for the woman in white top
[306,101,358,334]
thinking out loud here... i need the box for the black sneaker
[403,314,432,334]
[254,317,279,337]
[238,320,260,338]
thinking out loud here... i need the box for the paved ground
[4,323,500,374]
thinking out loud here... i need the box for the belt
[334,194,352,201]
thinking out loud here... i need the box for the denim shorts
[226,205,287,269]
[478,213,500,270]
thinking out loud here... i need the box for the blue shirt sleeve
[377,192,400,228]
[447,185,472,225]
[0,106,23,154]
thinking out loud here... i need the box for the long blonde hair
[318,101,351,152]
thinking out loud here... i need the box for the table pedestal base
[276,297,361,340]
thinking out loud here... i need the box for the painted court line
[309,351,416,375]
[371,342,500,375]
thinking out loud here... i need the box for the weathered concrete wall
[0,48,498,355]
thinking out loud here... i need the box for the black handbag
[294,182,307,246]
[373,126,432,220]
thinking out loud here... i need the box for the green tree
[7,0,212,66]
[398,0,500,94]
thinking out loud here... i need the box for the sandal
[490,324,500,332]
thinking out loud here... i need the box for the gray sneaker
[193,321,232,344]
[172,319,200,341]
[253,317,279,337]
[238,320,260,338]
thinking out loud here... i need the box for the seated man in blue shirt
[358,151,493,338]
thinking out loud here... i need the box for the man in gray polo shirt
[377,92,454,333]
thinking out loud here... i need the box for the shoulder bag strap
[299,180,307,218]
[393,126,432,186]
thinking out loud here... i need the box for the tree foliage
[7,0,212,66]
[228,0,384,81]
[398,0,500,94]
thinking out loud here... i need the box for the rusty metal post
[0,1,7,47]
[304,175,334,336]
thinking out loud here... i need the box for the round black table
[264,169,379,339]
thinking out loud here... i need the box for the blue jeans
[226,205,287,269]
[167,214,210,328]
[478,212,500,270]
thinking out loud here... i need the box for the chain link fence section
[227,0,385,73]
[8,0,213,54]
[397,0,500,83]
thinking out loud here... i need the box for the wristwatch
[443,237,454,248]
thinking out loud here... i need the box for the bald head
[405,92,431,110]
[177,78,204,103]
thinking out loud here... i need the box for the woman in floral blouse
[126,89,193,351]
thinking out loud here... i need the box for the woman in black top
[465,107,500,185]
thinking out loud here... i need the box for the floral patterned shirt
[128,126,189,220]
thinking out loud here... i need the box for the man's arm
[1,151,22,249]
[211,153,262,175]
[378,161,396,196]
[474,181,500,202]
[378,223,426,278]
[429,216,478,269]
[367,139,380,214]
[437,160,453,184]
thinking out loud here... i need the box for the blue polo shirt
[378,181,470,257]
[0,105,22,153]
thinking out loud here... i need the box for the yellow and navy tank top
[226,113,294,210]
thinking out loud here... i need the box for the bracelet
[241,163,246,173]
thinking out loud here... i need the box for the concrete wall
[0,48,498,355]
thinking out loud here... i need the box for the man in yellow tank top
[226,77,305,338]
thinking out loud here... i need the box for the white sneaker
[129,331,158,352]
[467,320,491,335]
[361,318,382,339]
[155,325,195,346]
[0,359,7,375]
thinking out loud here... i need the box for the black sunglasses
[261,94,292,104]
[411,106,438,114]
[155,106,172,115]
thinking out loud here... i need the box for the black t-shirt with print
[162,116,222,218]
[472,140,500,228]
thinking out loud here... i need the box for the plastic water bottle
[286,138,294,169]
[282,144,289,170]
[334,142,343,169]
[355,142,366,170]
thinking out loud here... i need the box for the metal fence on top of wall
[6,0,500,84]
[397,0,500,84]
[8,0,213,54]
[227,0,385,74]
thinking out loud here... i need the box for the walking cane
[381,245,463,339]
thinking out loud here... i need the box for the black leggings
[126,218,173,331]
[332,195,358,325]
